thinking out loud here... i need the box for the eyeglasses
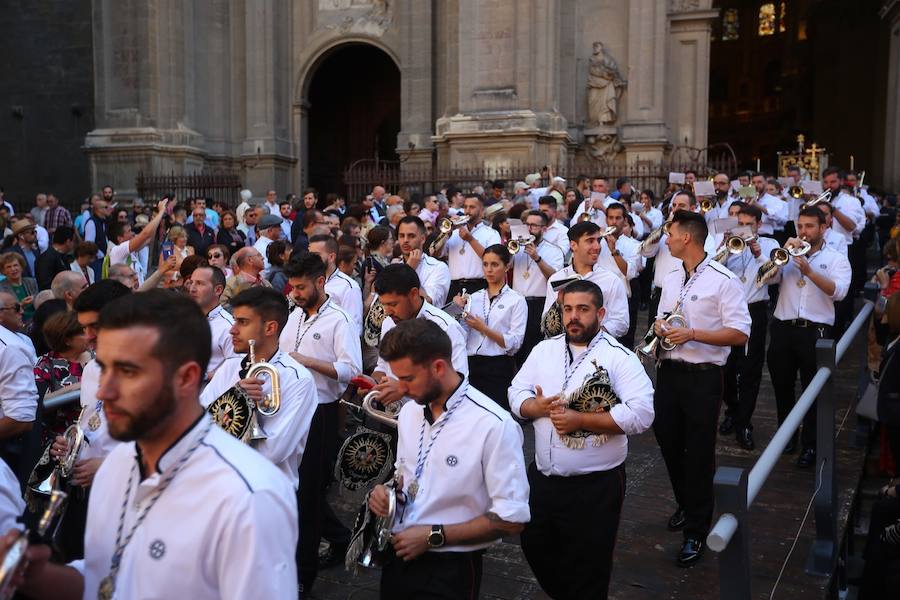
[208,253,223,259]
[0,303,23,313]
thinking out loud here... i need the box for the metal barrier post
[712,467,751,600]
[855,282,881,447]
[805,338,837,576]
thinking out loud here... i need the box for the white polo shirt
[771,244,851,326]
[77,359,122,462]
[722,236,780,304]
[0,326,37,423]
[831,190,866,242]
[207,305,236,377]
[462,286,527,356]
[78,415,297,599]
[754,193,788,235]
[107,240,145,285]
[704,197,736,225]
[393,379,530,552]
[376,301,469,377]
[278,297,362,405]
[511,239,565,298]
[571,201,608,228]
[0,457,24,533]
[442,222,501,280]
[200,350,318,489]
[542,264,630,339]
[325,268,364,336]
[405,254,451,307]
[509,331,655,476]
[656,256,752,365]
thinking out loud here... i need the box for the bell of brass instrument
[635,301,687,360]
[507,235,535,254]
[340,390,401,428]
[27,406,86,509]
[428,215,470,255]
[598,225,618,238]
[345,475,399,572]
[801,189,832,209]
[755,239,811,287]
[699,198,714,214]
[639,221,671,253]
[788,185,804,199]
[713,234,758,264]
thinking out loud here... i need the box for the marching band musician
[599,202,644,347]
[822,167,866,336]
[652,210,750,567]
[510,210,565,364]
[395,216,451,306]
[308,234,364,335]
[453,244,526,409]
[200,286,318,489]
[17,291,298,599]
[370,264,469,407]
[278,253,362,587]
[368,319,530,599]
[537,196,570,257]
[509,279,654,599]
[818,202,849,256]
[766,206,851,467]
[440,192,501,299]
[718,205,780,450]
[187,265,235,381]
[704,172,737,223]
[542,221,630,340]
[749,172,788,237]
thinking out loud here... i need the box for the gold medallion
[408,479,419,501]
[797,278,806,288]
[740,276,746,283]
[522,270,530,280]
[459,247,466,255]
[88,412,101,431]
[97,575,114,600]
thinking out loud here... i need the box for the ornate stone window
[722,8,740,41]
[758,3,777,36]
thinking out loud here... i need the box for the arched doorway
[305,44,401,198]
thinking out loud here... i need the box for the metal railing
[707,283,880,599]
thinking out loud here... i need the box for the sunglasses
[208,253,223,259]
[0,303,23,312]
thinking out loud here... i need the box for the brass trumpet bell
[339,390,400,428]
[788,185,804,199]
[507,236,535,254]
[700,198,714,213]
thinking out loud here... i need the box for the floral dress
[34,352,84,445]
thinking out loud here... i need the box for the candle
[756,158,761,172]
[850,155,854,171]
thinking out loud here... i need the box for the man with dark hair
[43,193,73,234]
[35,225,76,290]
[542,221,629,340]
[189,266,235,380]
[717,204,780,449]
[291,209,324,254]
[307,233,363,334]
[201,286,317,490]
[610,177,633,201]
[537,195,570,255]
[370,264,468,406]
[749,172,787,237]
[104,198,169,285]
[705,172,736,223]
[766,205,851,467]
[652,209,750,566]
[279,252,361,585]
[439,193,501,299]
[603,202,643,347]
[396,215,450,305]
[369,318,529,599]
[21,290,298,598]
[511,279,653,599]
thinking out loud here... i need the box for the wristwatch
[427,524,445,548]
[612,250,621,257]
[534,256,542,264]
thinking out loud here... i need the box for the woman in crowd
[365,225,394,272]
[266,240,292,294]
[0,252,38,324]
[205,244,233,277]
[492,212,511,244]
[216,209,247,256]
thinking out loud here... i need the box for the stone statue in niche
[586,42,627,127]
[585,132,623,161]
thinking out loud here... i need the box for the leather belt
[778,318,829,329]
[659,359,720,372]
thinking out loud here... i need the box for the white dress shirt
[0,457,24,533]
[377,301,469,378]
[831,190,866,242]
[200,350,318,489]
[703,197,736,225]
[462,286,527,356]
[598,238,641,297]
[722,236,780,304]
[542,264,630,339]
[278,297,362,404]
[77,359,122,462]
[107,240,146,285]
[629,211,645,239]
[35,225,49,253]
[642,206,664,231]
[656,256,752,366]
[207,305,236,376]
[253,236,274,276]
[409,254,451,306]
[860,190,880,218]
[641,233,719,289]
[325,268,364,336]
[509,331,655,475]
[393,379,530,551]
[511,239,565,298]
[78,415,297,600]
[571,202,608,228]
[824,227,849,256]
[0,326,37,423]
[442,222,501,280]
[543,221,570,258]
[771,244,851,326]
[754,193,788,235]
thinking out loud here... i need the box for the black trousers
[619,279,640,350]
[767,319,832,450]
[381,548,484,600]
[297,401,349,591]
[861,496,900,599]
[468,354,516,410]
[639,257,655,305]
[648,286,662,330]
[653,362,722,539]
[447,278,487,302]
[723,301,769,430]
[521,463,625,600]
[515,297,546,367]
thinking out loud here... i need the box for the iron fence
[135,171,243,208]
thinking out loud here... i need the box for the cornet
[639,221,671,253]
[788,185,804,199]
[713,234,758,264]
[507,235,535,254]
[598,226,618,238]
[345,473,400,572]
[699,198,714,214]
[428,215,470,255]
[339,390,400,428]
[755,238,811,287]
[635,301,688,362]
[801,190,832,209]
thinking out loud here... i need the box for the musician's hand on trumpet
[49,436,69,462]
[458,223,474,242]
[368,481,396,518]
[748,237,761,258]
[236,376,265,403]
[70,457,103,487]
[523,241,539,261]
[371,377,408,406]
[659,326,694,346]
[792,254,812,275]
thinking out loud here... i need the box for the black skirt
[468,354,516,410]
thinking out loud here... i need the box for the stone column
[881,1,900,191]
[397,0,435,171]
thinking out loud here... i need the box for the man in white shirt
[262,189,279,216]
[279,253,362,587]
[237,206,258,246]
[441,193,501,299]
[18,290,298,600]
[396,216,451,305]
[718,205,780,451]
[822,166,866,335]
[602,203,644,347]
[0,291,38,485]
[542,221,630,340]
[368,318,529,599]
[704,172,736,224]
[512,210,566,363]
[766,206,851,468]
[307,234,364,335]
[749,172,788,237]
[0,457,24,533]
[188,266,235,381]
[538,196,570,257]
[104,198,170,286]
[253,213,283,277]
[279,200,294,243]
[818,202,849,256]
[200,287,318,490]
[652,211,750,566]
[510,279,654,599]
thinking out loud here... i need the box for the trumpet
[700,198,714,214]
[639,221,671,253]
[713,234,758,263]
[755,238,811,287]
[801,190,832,209]
[507,235,535,254]
[788,185,804,199]
[635,301,688,361]
[428,215,470,255]
[340,390,400,428]
[598,225,617,238]
[345,474,400,572]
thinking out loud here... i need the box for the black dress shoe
[783,436,797,454]
[736,426,755,451]
[677,537,705,567]
[667,507,686,531]
[318,541,349,569]
[718,416,734,436]
[798,448,817,468]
